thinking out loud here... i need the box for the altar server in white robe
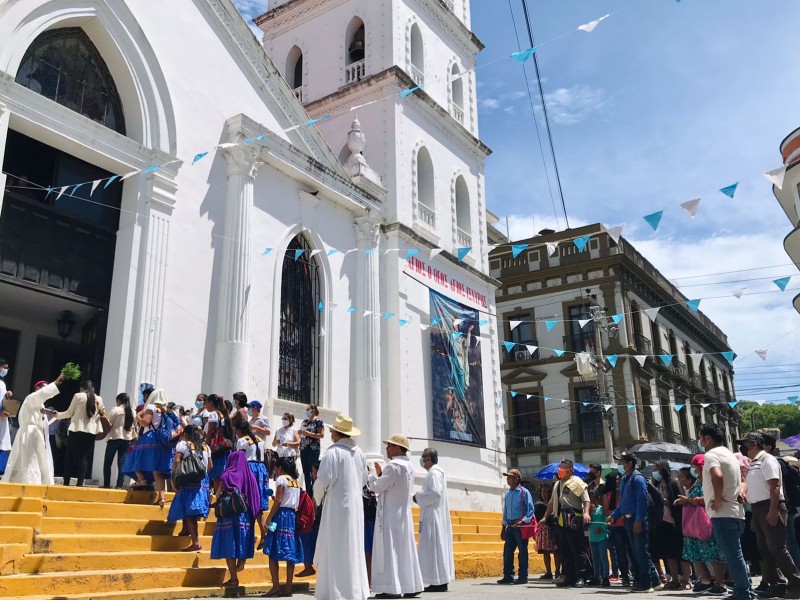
[0,358,11,473]
[1,374,64,484]
[369,433,424,599]
[414,447,455,592]
[313,414,370,600]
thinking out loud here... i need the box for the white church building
[0,0,504,509]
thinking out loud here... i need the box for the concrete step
[0,483,174,504]
[38,517,216,536]
[0,497,44,512]
[0,526,34,544]
[42,500,172,520]
[32,534,216,554]
[0,512,43,528]
[21,580,311,600]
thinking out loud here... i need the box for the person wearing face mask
[247,401,271,438]
[231,392,248,425]
[0,358,13,474]
[586,463,603,496]
[273,412,300,459]
[190,395,205,427]
[498,469,535,585]
[739,432,800,599]
[650,461,693,590]
[542,460,591,588]
[299,404,324,492]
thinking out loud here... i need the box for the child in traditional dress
[263,457,304,597]
[167,425,211,552]
[234,419,272,550]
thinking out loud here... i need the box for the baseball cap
[614,451,638,465]
[503,469,522,480]
[735,432,765,446]
[246,400,263,410]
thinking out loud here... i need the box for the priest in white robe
[1,374,64,485]
[0,357,11,473]
[313,414,370,600]
[369,433,424,599]
[414,448,455,592]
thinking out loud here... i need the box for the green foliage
[740,401,800,438]
[60,362,82,381]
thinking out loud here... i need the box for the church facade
[0,0,504,509]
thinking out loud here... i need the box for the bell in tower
[348,23,365,63]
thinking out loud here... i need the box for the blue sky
[232,0,800,404]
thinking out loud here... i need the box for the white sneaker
[653,584,665,591]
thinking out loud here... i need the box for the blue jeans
[609,526,630,579]
[624,519,659,589]
[712,518,754,600]
[787,510,800,569]
[503,526,528,580]
[590,539,610,579]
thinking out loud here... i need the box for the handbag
[682,503,712,541]
[209,411,232,456]
[172,444,207,488]
[215,487,248,519]
[95,409,112,441]
[519,489,538,540]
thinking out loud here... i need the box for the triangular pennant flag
[383,249,400,256]
[765,166,787,190]
[120,170,139,181]
[192,152,209,165]
[319,326,325,337]
[578,318,592,329]
[577,14,610,32]
[474,337,481,347]
[627,404,635,410]
[497,394,504,406]
[327,249,339,256]
[479,319,490,326]
[606,354,619,368]
[306,115,331,127]
[511,244,528,259]
[294,249,305,261]
[649,404,659,411]
[431,318,442,326]
[605,224,624,244]
[510,46,538,63]
[44,187,53,199]
[582,402,590,407]
[89,180,102,196]
[546,242,558,257]
[217,142,239,149]
[454,318,464,327]
[719,182,739,198]
[364,248,376,256]
[383,313,395,320]
[728,401,739,409]
[398,319,410,327]
[347,307,358,313]
[611,314,624,325]
[732,288,745,299]
[420,324,429,332]
[55,186,68,201]
[573,235,592,252]
[309,249,322,259]
[788,396,799,404]
[603,404,613,412]
[546,320,558,332]
[544,396,552,402]
[510,391,518,398]
[405,248,420,260]
[509,319,522,330]
[503,341,516,353]
[457,247,472,262]
[755,399,766,406]
[686,299,701,313]
[317,301,324,312]
[680,198,702,218]
[452,331,463,339]
[262,247,273,255]
[756,348,768,361]
[142,165,162,174]
[242,135,265,144]
[643,210,664,231]
[634,355,647,367]
[643,307,661,321]
[363,310,373,317]
[689,353,705,364]
[104,175,120,189]
[430,248,444,260]
[721,350,735,364]
[659,354,673,367]
[701,403,710,409]
[553,349,566,357]
[674,404,685,412]
[774,276,791,291]
[526,345,538,356]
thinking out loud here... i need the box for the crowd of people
[504,422,800,600]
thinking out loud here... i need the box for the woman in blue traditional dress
[234,419,273,550]
[263,456,304,597]
[167,425,211,552]
[122,389,172,507]
[210,450,260,589]
[203,393,233,496]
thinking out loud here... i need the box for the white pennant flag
[363,310,373,317]
[732,288,745,299]
[56,186,68,201]
[795,198,800,227]
[577,14,610,32]
[509,319,523,330]
[309,249,322,258]
[680,198,702,218]
[643,307,661,321]
[561,399,567,404]
[755,399,766,406]
[526,345,538,356]
[755,348,768,361]
[420,324,429,331]
[603,404,613,412]
[605,224,624,244]
[474,336,481,347]
[454,318,464,327]
[217,142,239,149]
[649,404,659,411]
[546,242,558,257]
[319,326,325,337]
[578,318,592,329]
[383,249,400,255]
[765,165,787,190]
[634,355,647,367]
[700,403,710,409]
[430,248,444,260]
[90,180,102,196]
[689,353,705,365]
[120,170,140,181]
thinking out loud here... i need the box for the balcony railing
[409,63,425,86]
[570,422,604,445]
[457,226,472,248]
[564,333,596,354]
[634,333,652,355]
[506,426,547,450]
[671,360,689,381]
[345,59,366,84]
[690,373,703,389]
[418,202,435,228]
[452,102,464,125]
[505,346,540,363]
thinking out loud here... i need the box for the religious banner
[429,289,485,447]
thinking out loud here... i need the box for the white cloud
[232,0,266,19]
[540,84,608,125]
[479,98,501,112]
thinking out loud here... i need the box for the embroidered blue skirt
[208,451,228,480]
[300,529,318,565]
[167,476,210,522]
[211,512,255,560]
[248,461,272,512]
[122,430,172,476]
[264,507,304,564]
[364,519,375,554]
[0,450,9,472]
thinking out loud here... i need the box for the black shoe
[621,578,632,588]
[424,585,448,593]
[757,582,772,593]
[403,594,421,598]
[514,578,528,585]
[586,578,601,587]
[759,585,787,599]
[497,578,515,585]
[556,581,572,588]
[540,573,553,580]
[573,581,586,589]
[696,583,714,593]
[603,579,611,588]
[375,595,401,599]
[703,585,729,596]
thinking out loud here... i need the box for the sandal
[264,588,281,597]
[256,537,265,551]
[182,544,202,552]
[223,579,240,588]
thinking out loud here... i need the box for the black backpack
[173,443,207,488]
[778,458,800,510]
[636,474,664,525]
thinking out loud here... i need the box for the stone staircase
[0,482,533,599]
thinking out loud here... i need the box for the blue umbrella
[533,461,590,481]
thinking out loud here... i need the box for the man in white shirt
[698,422,754,600]
[740,432,800,598]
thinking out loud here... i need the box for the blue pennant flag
[327,249,339,256]
[686,298,701,313]
[457,247,472,261]
[627,404,635,410]
[347,307,358,313]
[405,248,420,259]
[306,116,331,127]
[294,249,305,261]
[364,248,376,256]
[497,395,503,406]
[192,152,209,165]
[611,314,624,325]
[383,313,395,320]
[512,244,529,259]
[503,341,516,353]
[606,354,619,368]
[544,397,552,402]
[546,320,558,332]
[728,401,739,409]
[243,135,265,144]
[479,319,490,326]
[582,402,590,407]
[318,301,324,312]
[262,247,273,255]
[400,84,424,98]
[44,187,53,199]
[452,331,464,339]
[511,46,538,63]
[643,210,664,231]
[431,317,442,326]
[71,182,87,196]
[103,175,120,189]
[142,165,162,174]
[553,349,566,357]
[788,396,799,404]
[674,404,685,412]
[399,319,409,327]
[774,277,791,291]
[721,350,735,364]
[720,182,739,198]
[660,354,673,367]
[510,391,518,398]
[573,235,592,252]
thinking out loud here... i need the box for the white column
[212,147,262,394]
[0,103,10,215]
[354,216,382,458]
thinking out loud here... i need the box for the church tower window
[278,235,321,405]
[15,28,125,134]
[455,175,471,247]
[345,17,366,83]
[416,147,435,229]
[450,65,464,125]
[409,23,424,86]
[286,46,303,102]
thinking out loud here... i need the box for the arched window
[16,28,125,134]
[286,46,303,101]
[450,64,464,124]
[345,17,366,83]
[416,147,435,228]
[278,235,321,405]
[455,176,471,247]
[409,24,424,85]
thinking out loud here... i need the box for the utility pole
[586,290,617,465]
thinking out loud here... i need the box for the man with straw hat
[369,433,424,599]
[313,414,370,600]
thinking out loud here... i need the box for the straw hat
[149,389,168,406]
[383,433,410,451]
[329,414,361,436]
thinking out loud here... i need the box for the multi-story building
[491,224,739,477]
[773,126,800,312]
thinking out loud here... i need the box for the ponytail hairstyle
[276,456,300,480]
[233,392,248,409]
[117,393,134,432]
[234,418,259,446]
[208,393,235,441]
[183,424,205,450]
[82,381,97,418]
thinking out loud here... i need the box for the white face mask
[282,419,290,427]
[0,368,7,378]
